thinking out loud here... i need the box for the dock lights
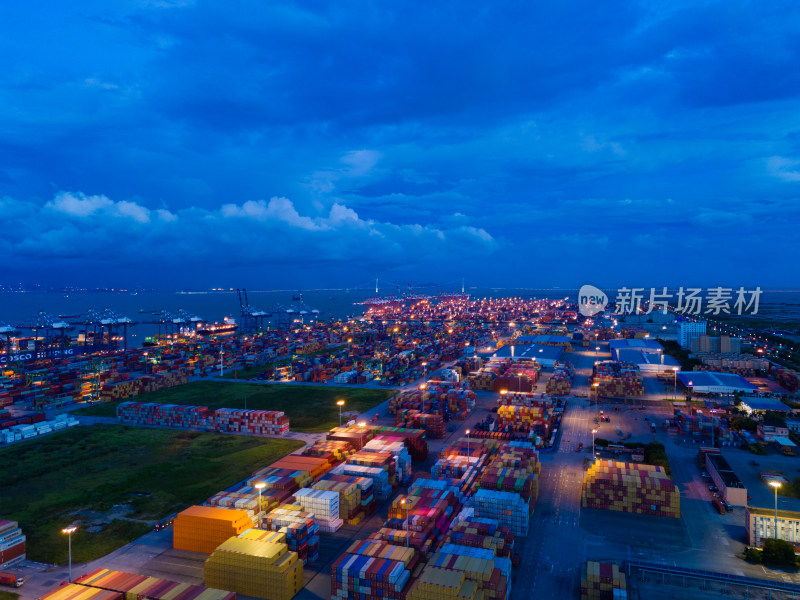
[465,429,470,459]
[592,428,598,462]
[62,526,77,582]
[358,421,367,449]
[673,367,679,401]
[337,400,345,426]
[400,499,409,547]
[254,482,266,528]
[770,481,782,538]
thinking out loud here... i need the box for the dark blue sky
[1,1,799,290]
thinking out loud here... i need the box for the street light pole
[62,526,77,582]
[337,400,345,427]
[358,421,366,450]
[465,429,470,458]
[255,482,265,528]
[673,368,678,402]
[770,481,782,539]
[401,498,409,547]
[592,428,598,463]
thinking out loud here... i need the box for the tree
[744,547,762,563]
[730,416,758,432]
[763,411,787,428]
[644,442,670,474]
[762,538,796,567]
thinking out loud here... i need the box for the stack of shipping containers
[204,533,304,600]
[173,506,252,553]
[0,519,25,569]
[117,402,289,436]
[580,561,627,600]
[74,569,236,600]
[582,460,680,518]
[592,362,644,398]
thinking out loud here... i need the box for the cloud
[767,156,800,182]
[156,208,178,222]
[692,210,754,228]
[5,191,498,284]
[115,200,151,223]
[341,150,381,176]
[46,191,152,223]
[0,2,798,287]
[47,191,113,217]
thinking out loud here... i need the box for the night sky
[1,1,798,289]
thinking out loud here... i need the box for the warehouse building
[740,396,792,415]
[488,343,564,368]
[746,506,800,550]
[705,453,747,506]
[610,339,681,373]
[609,339,664,357]
[677,371,758,395]
[516,334,572,345]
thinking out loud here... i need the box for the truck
[711,497,726,515]
[0,572,25,587]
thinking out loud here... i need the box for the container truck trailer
[0,572,24,587]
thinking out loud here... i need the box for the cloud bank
[0,1,799,287]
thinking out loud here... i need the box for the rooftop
[742,397,791,411]
[678,371,758,391]
[615,348,680,368]
[609,338,664,352]
[706,453,745,489]
[747,506,800,520]
[515,334,572,344]
[489,343,564,362]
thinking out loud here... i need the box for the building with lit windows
[746,506,800,550]
[679,320,707,348]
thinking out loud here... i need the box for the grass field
[73,381,395,432]
[0,591,19,600]
[0,425,303,564]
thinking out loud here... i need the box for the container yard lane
[519,396,595,600]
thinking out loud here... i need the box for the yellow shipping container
[204,536,303,600]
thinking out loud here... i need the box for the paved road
[516,397,593,600]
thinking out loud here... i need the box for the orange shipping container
[173,506,252,554]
